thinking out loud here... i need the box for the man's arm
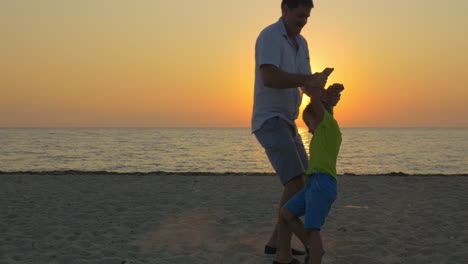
[260,65,333,89]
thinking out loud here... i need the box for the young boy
[273,83,344,264]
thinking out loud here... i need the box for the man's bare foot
[272,257,301,264]
[265,245,306,256]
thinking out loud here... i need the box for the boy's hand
[303,68,334,97]
[322,83,344,106]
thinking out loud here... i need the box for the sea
[0,128,466,175]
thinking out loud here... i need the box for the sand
[1,173,467,264]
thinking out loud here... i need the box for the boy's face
[282,4,311,35]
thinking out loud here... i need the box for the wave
[0,170,466,177]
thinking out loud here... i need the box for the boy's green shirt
[306,111,342,179]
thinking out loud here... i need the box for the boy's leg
[307,230,325,264]
[302,174,337,263]
[275,173,335,263]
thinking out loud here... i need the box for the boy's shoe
[304,248,311,264]
[264,245,305,256]
[272,258,301,264]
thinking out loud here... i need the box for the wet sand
[1,173,467,264]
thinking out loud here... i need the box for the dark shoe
[265,245,305,256]
[272,258,301,264]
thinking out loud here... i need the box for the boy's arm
[323,83,345,106]
[322,83,345,115]
[322,102,334,116]
[309,88,326,124]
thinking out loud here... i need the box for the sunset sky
[1,0,467,127]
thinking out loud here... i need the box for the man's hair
[281,0,314,9]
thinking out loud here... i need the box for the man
[252,0,340,258]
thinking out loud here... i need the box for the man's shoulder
[258,21,282,40]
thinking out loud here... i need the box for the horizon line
[1,126,467,129]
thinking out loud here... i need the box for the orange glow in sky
[1,0,467,127]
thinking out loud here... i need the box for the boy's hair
[302,99,331,123]
[281,0,314,9]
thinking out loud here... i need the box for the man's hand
[322,83,345,106]
[303,68,334,97]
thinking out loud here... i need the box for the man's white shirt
[252,18,312,133]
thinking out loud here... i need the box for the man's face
[282,4,311,36]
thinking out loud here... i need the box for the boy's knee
[279,207,297,223]
[308,229,325,255]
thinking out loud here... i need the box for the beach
[1,173,467,264]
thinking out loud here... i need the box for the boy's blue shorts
[284,172,337,230]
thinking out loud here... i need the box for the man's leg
[276,225,325,264]
[276,209,325,264]
[253,117,307,252]
[267,174,305,248]
[275,206,309,263]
